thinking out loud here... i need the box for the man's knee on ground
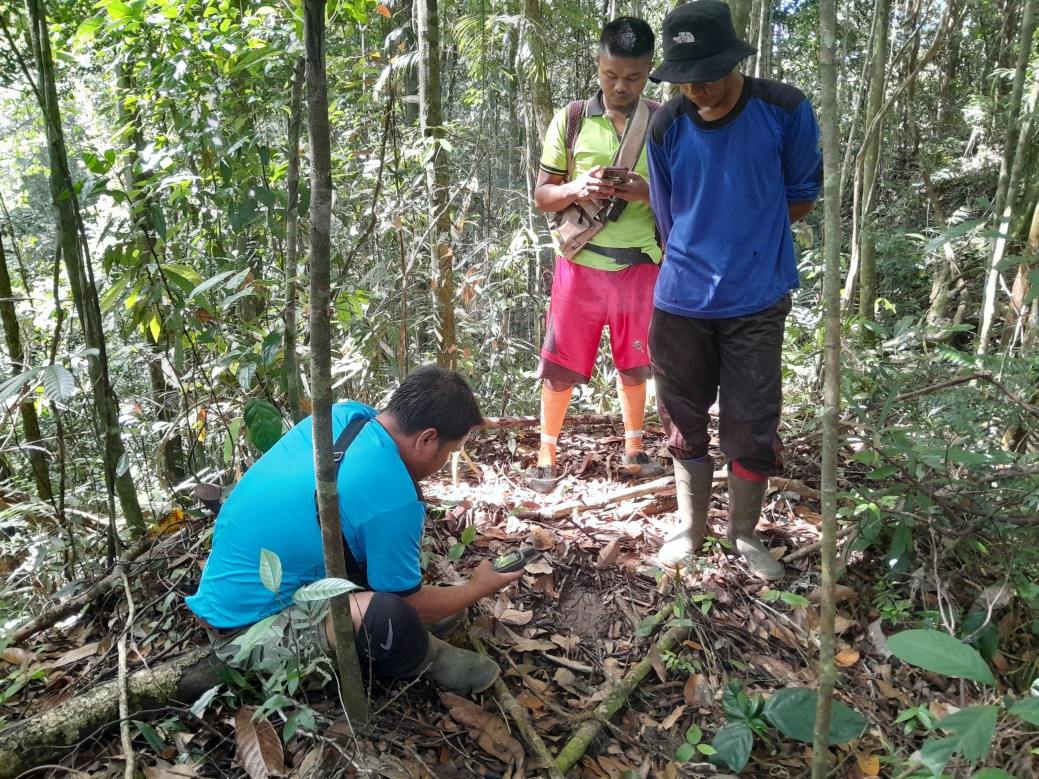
[356,592,430,680]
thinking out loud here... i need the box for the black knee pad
[356,593,429,680]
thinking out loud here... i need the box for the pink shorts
[538,257,659,383]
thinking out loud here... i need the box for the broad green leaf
[722,680,750,722]
[460,524,478,545]
[675,743,696,762]
[685,724,703,744]
[763,687,868,744]
[116,453,130,477]
[923,218,986,254]
[973,770,1015,779]
[292,578,360,603]
[708,721,753,772]
[0,367,42,403]
[919,735,958,778]
[888,630,996,684]
[132,719,166,754]
[1009,697,1039,727]
[244,399,284,453]
[189,270,238,302]
[100,273,135,312]
[41,364,75,402]
[189,685,221,717]
[447,542,465,560]
[259,548,282,594]
[926,706,997,776]
[150,203,167,242]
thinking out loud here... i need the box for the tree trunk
[25,0,144,532]
[728,0,753,41]
[285,55,306,424]
[416,0,456,368]
[304,0,368,726]
[520,0,555,147]
[979,0,1038,353]
[812,0,842,771]
[0,236,52,501]
[0,648,220,779]
[855,0,890,337]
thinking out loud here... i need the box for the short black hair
[386,366,483,442]
[600,17,654,59]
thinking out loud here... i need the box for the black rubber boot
[657,458,715,567]
[727,473,785,581]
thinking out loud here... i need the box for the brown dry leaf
[529,527,555,550]
[660,704,686,729]
[440,692,524,768]
[835,648,860,667]
[597,755,637,778]
[525,558,554,575]
[234,707,286,779]
[1,647,34,666]
[857,755,881,776]
[498,608,533,626]
[991,652,1009,673]
[807,585,857,604]
[834,615,857,634]
[683,673,706,706]
[514,691,545,712]
[551,633,581,652]
[873,679,910,705]
[143,760,201,778]
[794,506,823,525]
[597,538,621,566]
[602,657,624,682]
[748,652,795,680]
[648,641,667,684]
[928,701,959,721]
[510,637,558,652]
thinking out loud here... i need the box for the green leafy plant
[887,628,1039,776]
[760,589,811,607]
[894,704,936,736]
[707,681,868,773]
[674,723,717,763]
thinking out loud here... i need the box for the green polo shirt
[540,92,662,271]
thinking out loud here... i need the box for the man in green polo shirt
[527,16,664,493]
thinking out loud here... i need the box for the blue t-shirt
[186,402,424,629]
[647,76,822,319]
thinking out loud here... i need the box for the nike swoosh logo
[380,619,393,651]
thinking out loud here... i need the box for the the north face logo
[673,31,696,44]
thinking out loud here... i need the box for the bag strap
[563,100,586,181]
[316,416,371,588]
[612,98,659,170]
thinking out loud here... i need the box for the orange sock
[617,380,647,458]
[537,384,573,467]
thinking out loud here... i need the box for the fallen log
[0,648,221,779]
[8,532,161,645]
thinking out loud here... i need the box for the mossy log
[0,648,221,779]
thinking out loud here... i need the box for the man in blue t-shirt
[187,367,524,694]
[645,1,821,580]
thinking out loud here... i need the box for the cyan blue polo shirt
[187,402,424,629]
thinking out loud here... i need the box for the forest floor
[2,417,1037,778]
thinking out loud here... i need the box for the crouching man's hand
[469,559,525,597]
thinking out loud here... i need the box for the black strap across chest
[317,417,371,589]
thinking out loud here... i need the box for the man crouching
[187,367,523,694]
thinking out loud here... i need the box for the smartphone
[601,166,629,184]
[491,546,541,573]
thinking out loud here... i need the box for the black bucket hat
[649,0,757,84]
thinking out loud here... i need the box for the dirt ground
[2,419,1036,778]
